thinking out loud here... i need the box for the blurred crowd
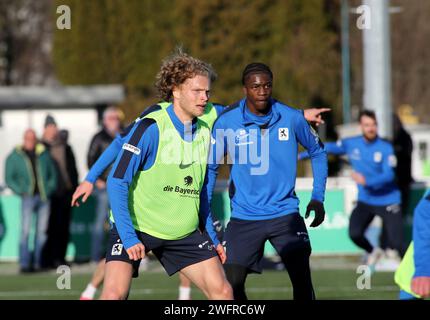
[4,107,121,273]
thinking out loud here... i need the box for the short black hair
[359,109,377,122]
[242,62,273,85]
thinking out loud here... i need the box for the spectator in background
[380,114,414,253]
[42,115,78,268]
[392,113,414,214]
[87,106,122,262]
[5,129,57,273]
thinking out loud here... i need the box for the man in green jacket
[5,129,57,272]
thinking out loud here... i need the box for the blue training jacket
[299,135,401,206]
[413,190,430,277]
[202,98,328,221]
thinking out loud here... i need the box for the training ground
[0,256,399,300]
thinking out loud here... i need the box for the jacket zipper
[18,150,35,197]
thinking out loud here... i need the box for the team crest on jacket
[278,128,289,141]
[374,152,382,163]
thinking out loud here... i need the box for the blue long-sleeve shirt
[413,190,430,277]
[106,105,221,249]
[202,98,328,221]
[299,136,401,206]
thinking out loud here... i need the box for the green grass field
[0,258,399,300]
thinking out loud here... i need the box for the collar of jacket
[239,98,281,128]
[16,143,46,156]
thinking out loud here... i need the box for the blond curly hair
[155,50,217,102]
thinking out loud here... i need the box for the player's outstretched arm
[303,108,331,126]
[71,138,123,207]
[295,112,328,227]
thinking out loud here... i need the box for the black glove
[305,199,325,228]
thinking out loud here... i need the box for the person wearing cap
[86,106,123,263]
[42,114,79,268]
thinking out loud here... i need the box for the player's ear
[242,86,247,96]
[172,85,181,100]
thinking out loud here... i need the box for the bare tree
[0,0,56,85]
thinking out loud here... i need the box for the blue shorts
[223,213,311,273]
[106,224,217,277]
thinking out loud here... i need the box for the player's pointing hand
[303,108,331,126]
